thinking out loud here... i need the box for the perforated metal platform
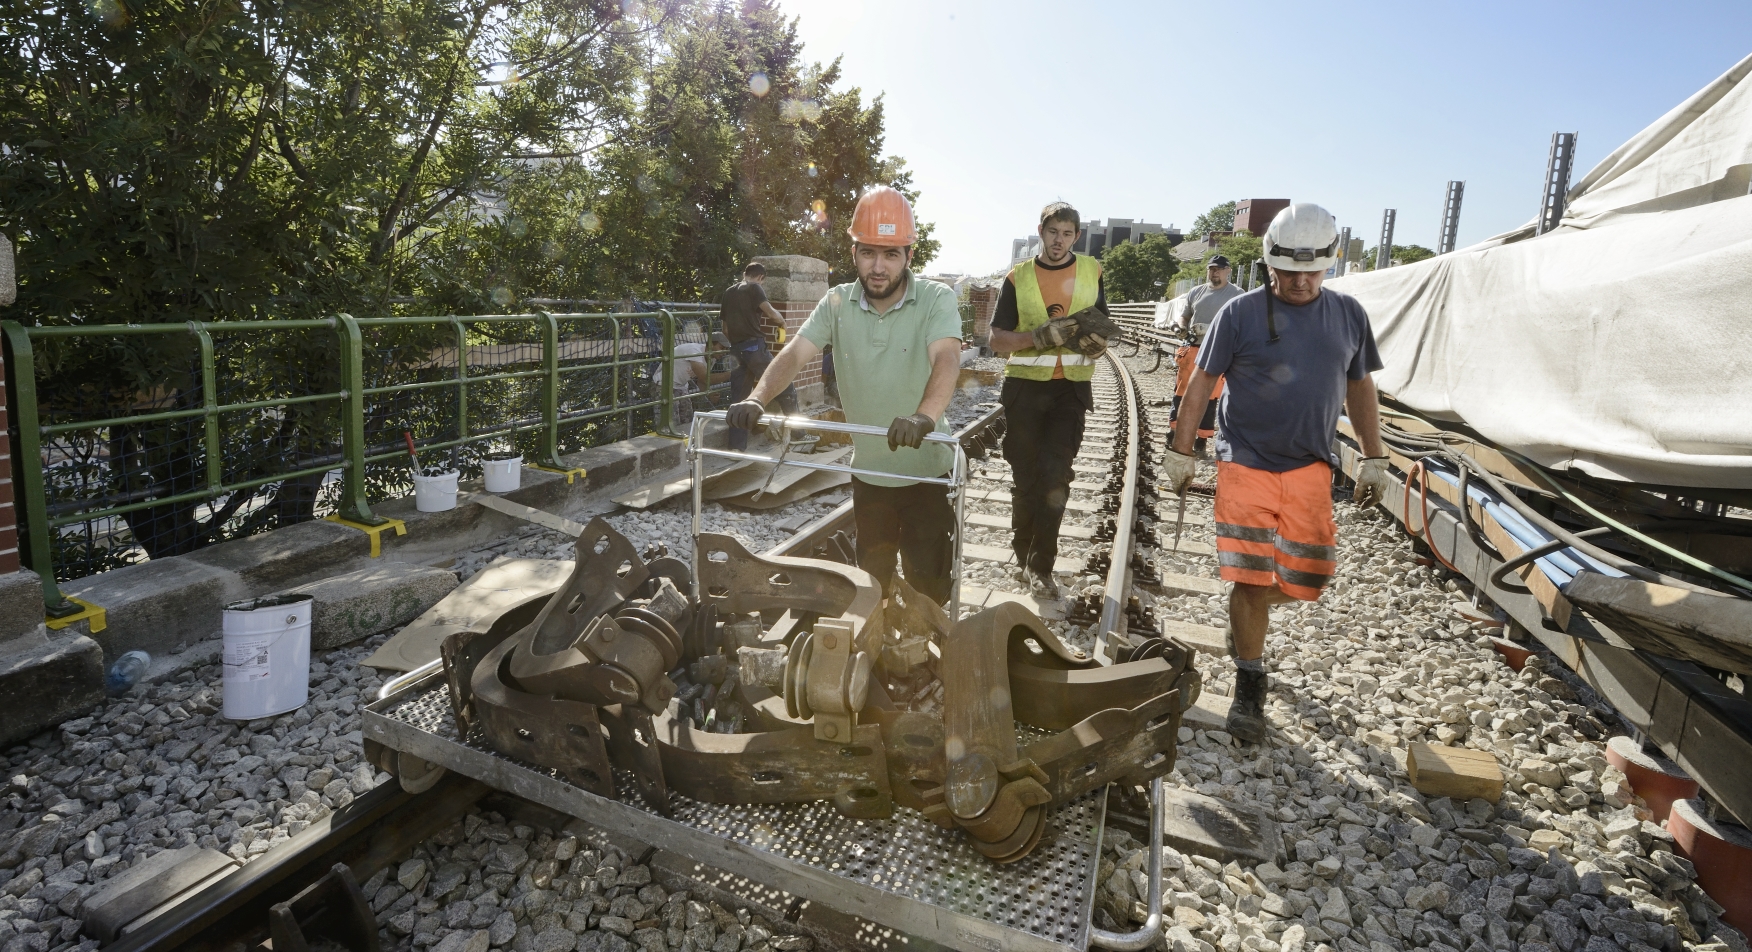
[364,676,1106,952]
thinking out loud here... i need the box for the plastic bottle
[105,650,151,696]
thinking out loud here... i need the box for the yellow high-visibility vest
[1004,254,1102,382]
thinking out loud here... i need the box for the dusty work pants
[728,339,799,450]
[1170,344,1220,439]
[852,475,955,604]
[1000,378,1087,577]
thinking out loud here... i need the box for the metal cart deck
[364,674,1108,951]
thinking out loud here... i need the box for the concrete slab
[0,628,105,748]
[1158,573,1224,599]
[1158,786,1280,866]
[183,519,363,592]
[0,570,43,644]
[65,558,241,658]
[958,585,1065,621]
[361,559,571,672]
[1184,692,1231,732]
[80,843,238,941]
[965,511,1096,540]
[1161,619,1228,656]
[274,562,459,650]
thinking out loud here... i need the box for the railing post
[657,309,679,438]
[333,313,381,525]
[450,317,468,446]
[189,322,221,493]
[2,322,74,613]
[535,311,566,469]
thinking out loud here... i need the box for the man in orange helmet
[727,186,964,602]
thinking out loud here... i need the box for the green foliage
[1363,244,1437,269]
[1190,201,1237,238]
[1101,234,1181,303]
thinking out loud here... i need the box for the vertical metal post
[189,322,220,493]
[1537,132,1578,236]
[658,310,678,437]
[450,318,468,445]
[1439,181,1465,254]
[536,311,566,469]
[1337,227,1351,276]
[333,313,380,525]
[1377,209,1397,270]
[688,418,705,603]
[611,314,625,441]
[2,322,74,612]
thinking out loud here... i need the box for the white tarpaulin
[1329,53,1752,489]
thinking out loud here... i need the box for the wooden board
[706,446,854,502]
[1406,742,1503,803]
[718,468,852,511]
[612,459,750,509]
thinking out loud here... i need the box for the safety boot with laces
[1226,667,1269,744]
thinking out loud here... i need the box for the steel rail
[1095,350,1142,663]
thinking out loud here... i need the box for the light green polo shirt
[799,273,962,487]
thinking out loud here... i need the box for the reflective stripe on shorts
[1213,459,1337,601]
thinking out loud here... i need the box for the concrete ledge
[184,519,363,592]
[275,562,459,650]
[0,571,44,645]
[0,628,104,748]
[65,558,242,658]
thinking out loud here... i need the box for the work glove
[887,413,935,451]
[1075,333,1108,358]
[1031,317,1079,351]
[1160,448,1198,495]
[725,399,765,432]
[1066,305,1123,342]
[1353,457,1393,509]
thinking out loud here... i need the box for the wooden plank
[612,459,750,509]
[474,494,588,537]
[1565,572,1752,675]
[1406,742,1504,802]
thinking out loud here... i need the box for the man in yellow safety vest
[986,202,1120,598]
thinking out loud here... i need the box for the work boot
[1028,567,1061,600]
[1194,437,1208,456]
[1226,667,1269,744]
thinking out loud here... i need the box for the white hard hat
[1263,203,1341,272]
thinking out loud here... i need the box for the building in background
[1232,198,1291,237]
[1009,218,1181,263]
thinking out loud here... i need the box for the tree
[1362,244,1437,269]
[1190,201,1237,239]
[1102,234,1180,303]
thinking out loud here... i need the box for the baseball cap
[1207,255,1231,268]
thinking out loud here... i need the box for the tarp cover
[1328,53,1752,489]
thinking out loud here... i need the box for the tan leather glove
[1075,333,1108,358]
[1031,317,1079,351]
[1354,457,1393,509]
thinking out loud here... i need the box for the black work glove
[726,399,765,432]
[887,413,935,451]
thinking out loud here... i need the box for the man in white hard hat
[726,186,963,603]
[1160,203,1395,744]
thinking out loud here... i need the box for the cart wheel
[396,750,447,794]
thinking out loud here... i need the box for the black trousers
[728,340,799,450]
[852,475,955,604]
[1168,395,1216,433]
[1000,378,1087,576]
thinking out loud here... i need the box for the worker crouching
[986,202,1123,599]
[1161,203,1395,745]
[725,186,964,603]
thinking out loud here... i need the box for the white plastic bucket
[483,455,522,493]
[413,470,459,512]
[222,594,313,720]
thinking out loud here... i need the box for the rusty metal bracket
[529,515,649,656]
[468,631,616,797]
[266,862,379,952]
[649,707,894,818]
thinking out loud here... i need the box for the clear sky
[772,1,1752,275]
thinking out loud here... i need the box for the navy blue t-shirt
[1196,287,1383,472]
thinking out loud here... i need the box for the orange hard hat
[845,185,917,247]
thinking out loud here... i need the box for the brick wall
[969,283,999,350]
[770,301,824,398]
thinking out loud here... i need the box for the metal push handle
[686,411,968,618]
[1088,775,1164,950]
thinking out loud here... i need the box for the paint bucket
[222,594,313,720]
[483,454,522,493]
[413,470,459,512]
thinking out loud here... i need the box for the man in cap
[1161,203,1395,744]
[719,261,799,450]
[1171,254,1242,454]
[726,186,963,603]
[986,201,1121,598]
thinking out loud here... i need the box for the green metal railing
[2,310,724,612]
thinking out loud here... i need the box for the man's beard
[859,272,902,300]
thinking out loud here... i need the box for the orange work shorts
[1173,344,1225,401]
[1213,460,1337,601]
